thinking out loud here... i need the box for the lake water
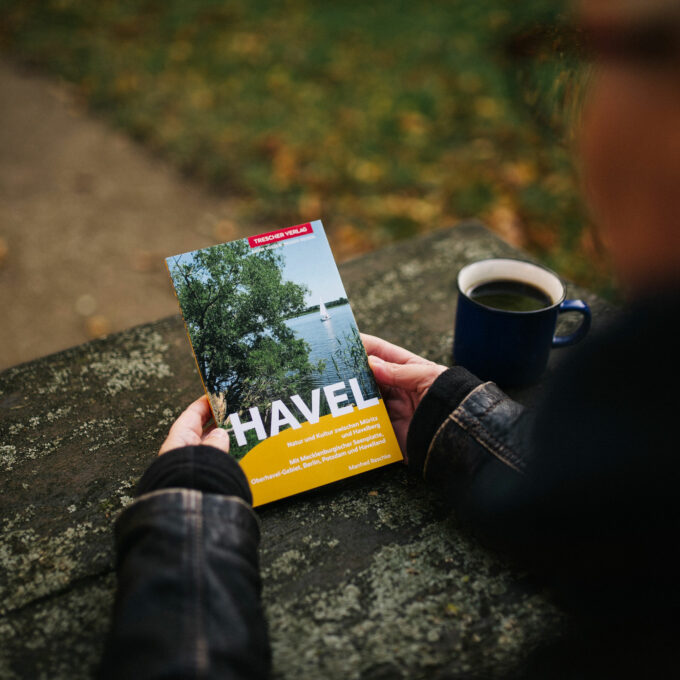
[285,303,378,398]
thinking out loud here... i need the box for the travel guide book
[166,220,402,506]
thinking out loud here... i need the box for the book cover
[166,220,402,506]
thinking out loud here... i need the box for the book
[166,220,403,506]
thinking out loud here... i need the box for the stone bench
[0,222,616,679]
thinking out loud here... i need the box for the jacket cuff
[137,446,252,505]
[406,366,483,476]
[114,488,260,568]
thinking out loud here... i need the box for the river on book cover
[166,220,381,461]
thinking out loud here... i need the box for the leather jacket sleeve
[405,356,676,617]
[99,449,270,680]
[406,367,535,558]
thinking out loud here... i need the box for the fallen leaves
[487,200,526,248]
[502,161,537,188]
[272,146,299,188]
[329,223,378,262]
[0,0,615,295]
[213,218,238,242]
[85,314,111,339]
[474,96,504,120]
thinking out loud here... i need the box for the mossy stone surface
[0,223,616,679]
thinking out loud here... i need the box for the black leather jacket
[99,448,271,680]
[404,296,680,675]
[408,295,680,622]
[100,295,680,677]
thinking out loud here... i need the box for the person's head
[576,0,680,294]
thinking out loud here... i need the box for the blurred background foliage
[0,0,617,297]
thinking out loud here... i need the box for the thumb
[202,426,231,454]
[369,355,443,395]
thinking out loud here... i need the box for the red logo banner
[248,223,313,248]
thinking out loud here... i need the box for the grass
[0,0,617,297]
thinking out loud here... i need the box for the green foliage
[0,0,616,295]
[168,242,317,414]
[331,327,379,402]
[228,426,261,462]
[298,297,349,315]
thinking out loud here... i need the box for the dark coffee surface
[468,279,552,312]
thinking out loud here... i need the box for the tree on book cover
[166,220,402,505]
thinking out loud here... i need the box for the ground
[0,23,613,372]
[0,59,251,371]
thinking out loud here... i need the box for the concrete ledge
[0,222,617,679]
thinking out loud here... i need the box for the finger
[361,334,427,365]
[158,429,201,455]
[168,396,213,438]
[369,355,445,395]
[376,380,402,403]
[202,426,230,454]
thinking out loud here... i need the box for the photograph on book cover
[166,220,402,505]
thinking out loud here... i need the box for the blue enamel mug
[453,258,591,387]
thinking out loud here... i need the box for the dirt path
[0,59,253,371]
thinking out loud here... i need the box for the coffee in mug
[467,279,552,312]
[453,258,591,387]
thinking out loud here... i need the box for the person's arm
[99,397,270,680]
[406,367,536,553]
[364,335,534,555]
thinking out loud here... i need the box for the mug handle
[552,299,591,348]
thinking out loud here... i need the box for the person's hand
[362,334,447,459]
[158,395,230,455]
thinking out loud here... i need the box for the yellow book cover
[166,220,402,506]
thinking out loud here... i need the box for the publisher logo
[248,223,313,248]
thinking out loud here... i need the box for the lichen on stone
[0,445,17,471]
[87,329,171,396]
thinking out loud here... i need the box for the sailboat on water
[319,298,331,322]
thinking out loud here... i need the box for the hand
[362,334,447,459]
[158,396,230,456]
